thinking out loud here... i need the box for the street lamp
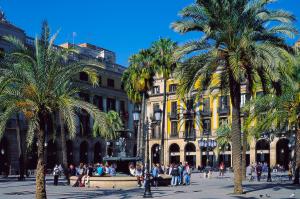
[133,110,141,122]
[133,108,161,198]
[1,148,4,155]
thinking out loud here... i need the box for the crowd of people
[128,162,192,187]
[52,161,193,188]
[246,161,294,182]
[52,160,294,187]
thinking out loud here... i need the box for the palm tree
[94,110,123,140]
[216,124,231,149]
[245,59,300,184]
[0,21,108,199]
[151,38,177,164]
[172,0,296,193]
[122,49,155,160]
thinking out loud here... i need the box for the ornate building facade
[146,75,295,169]
[0,16,136,174]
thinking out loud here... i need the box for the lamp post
[198,136,217,168]
[133,108,162,198]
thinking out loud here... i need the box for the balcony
[152,133,161,139]
[218,106,230,116]
[184,129,196,141]
[182,110,195,120]
[170,133,178,138]
[200,110,212,117]
[168,112,178,120]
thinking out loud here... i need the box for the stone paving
[0,172,299,199]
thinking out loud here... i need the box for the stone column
[250,141,256,164]
[270,138,278,167]
[214,148,219,167]
[116,99,120,113]
[196,147,201,167]
[180,148,185,163]
[88,141,94,164]
[73,138,80,165]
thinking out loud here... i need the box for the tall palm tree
[122,49,155,160]
[245,59,300,184]
[151,38,177,164]
[0,21,108,199]
[172,0,296,193]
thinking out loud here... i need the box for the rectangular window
[79,72,88,81]
[171,121,178,137]
[93,95,103,111]
[186,99,194,110]
[203,98,210,111]
[203,119,211,133]
[171,101,177,115]
[120,100,126,112]
[169,84,177,93]
[220,96,228,109]
[107,98,116,111]
[107,78,115,88]
[98,75,102,86]
[152,86,160,94]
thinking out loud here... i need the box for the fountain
[70,129,142,188]
[103,130,142,174]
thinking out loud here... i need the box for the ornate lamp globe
[154,108,162,122]
[132,110,141,122]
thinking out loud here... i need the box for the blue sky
[1,0,300,66]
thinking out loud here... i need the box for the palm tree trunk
[241,131,247,181]
[160,79,167,164]
[58,112,69,184]
[229,76,243,194]
[16,113,25,181]
[36,113,47,199]
[293,116,300,184]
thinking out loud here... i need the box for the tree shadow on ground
[223,183,298,192]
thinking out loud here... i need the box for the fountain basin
[70,175,171,188]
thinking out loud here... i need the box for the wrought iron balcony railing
[200,110,212,117]
[183,110,195,120]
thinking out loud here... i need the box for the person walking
[219,162,225,177]
[170,164,179,186]
[151,164,159,188]
[256,162,262,182]
[53,164,60,186]
[178,162,183,185]
[183,163,191,185]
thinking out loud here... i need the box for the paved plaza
[0,173,299,199]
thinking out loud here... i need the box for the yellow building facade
[146,76,293,170]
